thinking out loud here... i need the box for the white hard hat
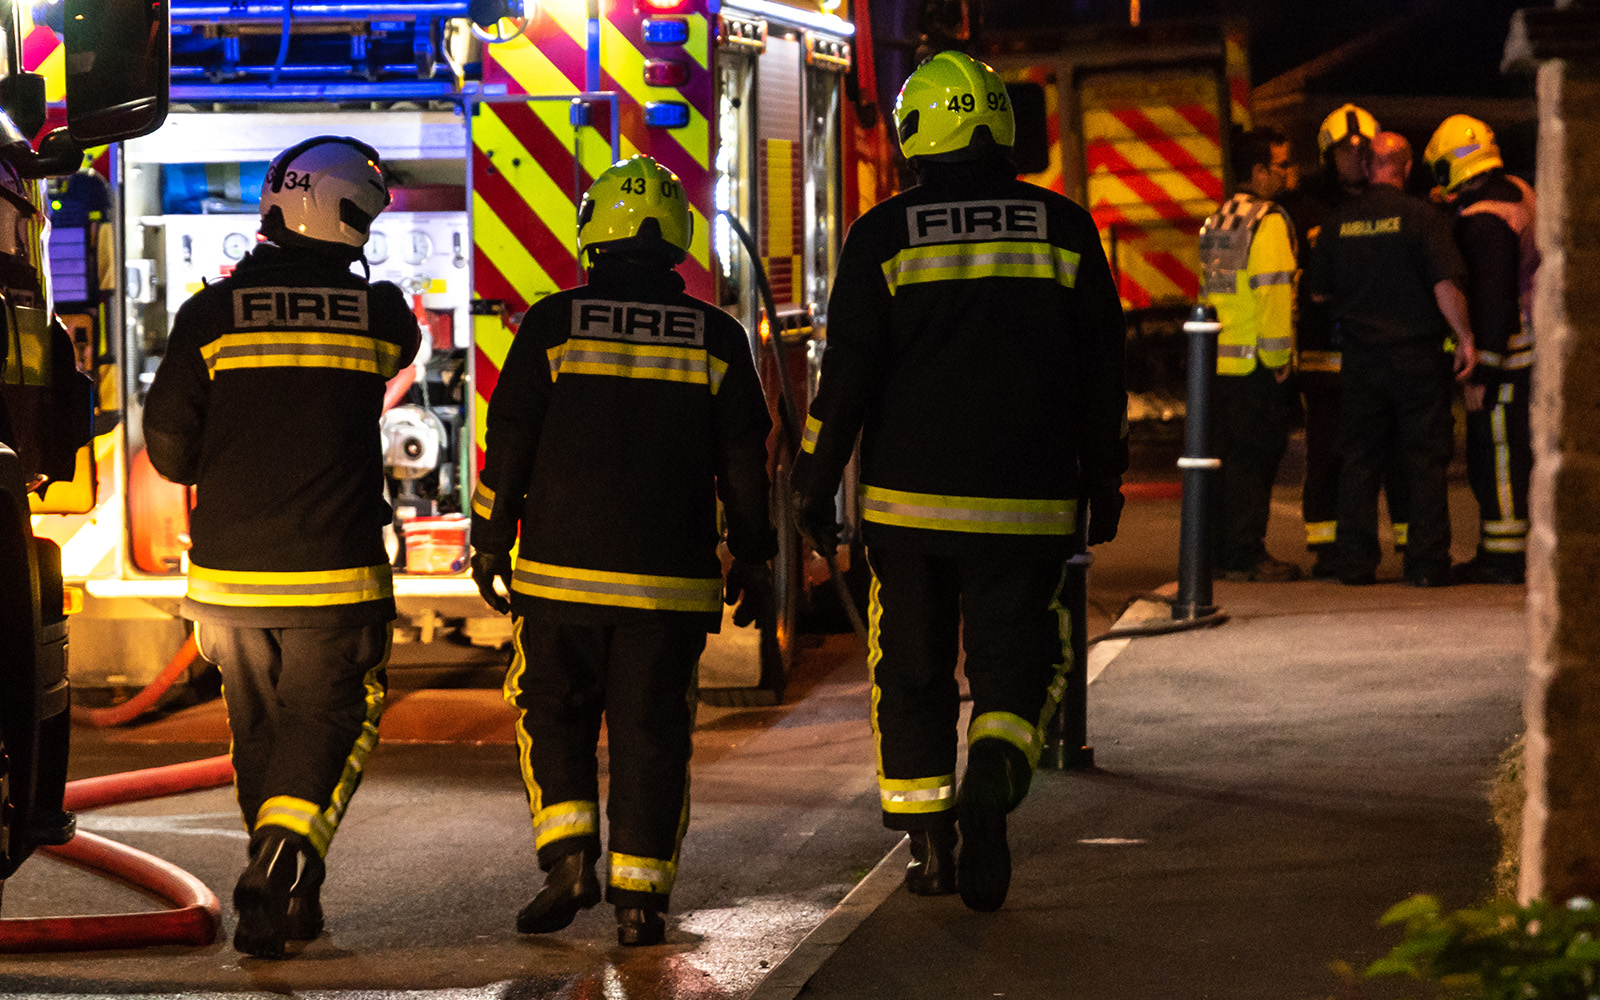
[259,136,390,249]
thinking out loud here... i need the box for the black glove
[791,489,841,558]
[724,559,775,630]
[471,550,513,615]
[1085,487,1125,546]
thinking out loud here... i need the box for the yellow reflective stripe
[708,355,729,394]
[969,711,1042,769]
[1392,522,1409,546]
[1297,350,1341,372]
[609,851,677,895]
[861,485,1076,535]
[1485,519,1529,535]
[550,338,717,387]
[881,241,1081,294]
[310,650,388,856]
[200,331,403,378]
[801,415,822,454]
[511,559,722,612]
[1035,561,1072,754]
[1306,520,1337,545]
[2,305,49,385]
[879,774,955,814]
[1484,537,1527,553]
[534,800,599,851]
[1492,402,1514,520]
[505,618,546,823]
[866,565,887,797]
[255,796,319,838]
[187,562,393,608]
[472,481,496,519]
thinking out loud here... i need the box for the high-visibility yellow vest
[1200,193,1297,376]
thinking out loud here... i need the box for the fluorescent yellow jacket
[1200,192,1296,376]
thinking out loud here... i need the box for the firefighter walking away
[142,137,421,958]
[470,155,776,946]
[790,51,1128,912]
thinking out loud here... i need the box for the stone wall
[1521,55,1600,904]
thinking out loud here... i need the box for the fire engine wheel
[470,17,529,44]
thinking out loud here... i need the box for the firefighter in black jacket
[143,136,420,959]
[1425,115,1537,584]
[790,51,1127,913]
[469,155,776,947]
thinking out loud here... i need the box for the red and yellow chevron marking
[1225,27,1253,130]
[1081,72,1222,311]
[473,1,715,466]
[21,18,63,103]
[1006,64,1065,195]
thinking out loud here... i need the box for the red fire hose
[0,755,234,952]
[70,635,201,729]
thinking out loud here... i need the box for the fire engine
[23,0,890,703]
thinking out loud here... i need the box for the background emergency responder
[1200,127,1301,583]
[1306,129,1476,587]
[1425,115,1536,585]
[790,51,1127,913]
[142,136,419,959]
[468,155,776,947]
[1280,104,1408,577]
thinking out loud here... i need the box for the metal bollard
[1174,303,1221,621]
[1041,550,1094,771]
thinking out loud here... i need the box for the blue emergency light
[642,17,690,45]
[644,101,691,129]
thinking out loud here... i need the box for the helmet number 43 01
[620,176,679,198]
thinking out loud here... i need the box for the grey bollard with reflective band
[1174,303,1221,621]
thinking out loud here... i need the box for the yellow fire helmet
[1316,103,1379,156]
[1424,114,1503,194]
[894,50,1015,161]
[576,155,692,265]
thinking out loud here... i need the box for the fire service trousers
[863,545,1070,832]
[1465,375,1531,573]
[504,615,706,911]
[198,622,390,857]
[1302,371,1409,555]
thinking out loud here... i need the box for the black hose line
[719,212,869,643]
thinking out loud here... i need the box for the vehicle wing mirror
[62,0,171,146]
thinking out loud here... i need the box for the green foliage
[1365,893,1600,999]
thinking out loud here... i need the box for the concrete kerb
[743,586,1177,999]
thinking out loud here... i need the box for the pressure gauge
[222,232,251,261]
[367,230,389,264]
[404,230,433,265]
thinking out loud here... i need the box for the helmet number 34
[281,170,315,191]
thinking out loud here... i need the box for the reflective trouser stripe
[1493,397,1515,521]
[879,774,955,814]
[472,481,495,519]
[534,800,600,852]
[610,851,677,896]
[881,240,1081,294]
[1392,522,1409,547]
[512,560,722,613]
[201,332,403,378]
[1306,520,1337,545]
[1297,350,1341,373]
[969,711,1043,770]
[256,796,324,844]
[1485,519,1529,534]
[801,414,821,454]
[861,485,1076,535]
[188,562,393,608]
[505,619,550,840]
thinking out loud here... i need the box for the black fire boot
[516,848,602,934]
[233,828,312,959]
[905,826,957,896]
[957,739,1029,913]
[283,847,326,941]
[615,905,666,946]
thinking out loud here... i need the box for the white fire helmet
[259,136,390,249]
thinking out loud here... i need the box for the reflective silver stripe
[1258,337,1292,353]
[1509,331,1534,350]
[512,560,722,612]
[1503,350,1534,370]
[1216,343,1255,359]
[534,801,598,848]
[471,482,495,519]
[1477,349,1504,367]
[561,346,710,378]
[1484,519,1528,535]
[860,486,1075,534]
[1248,270,1294,288]
[801,415,822,454]
[1484,537,1527,553]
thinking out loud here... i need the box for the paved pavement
[0,470,1527,1000]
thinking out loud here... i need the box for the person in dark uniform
[1425,115,1537,585]
[790,51,1127,913]
[1306,130,1476,587]
[1279,104,1409,577]
[1200,127,1301,582]
[143,136,420,959]
[469,155,776,947]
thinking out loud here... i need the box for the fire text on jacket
[571,299,705,346]
[906,200,1048,246]
[233,286,369,329]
